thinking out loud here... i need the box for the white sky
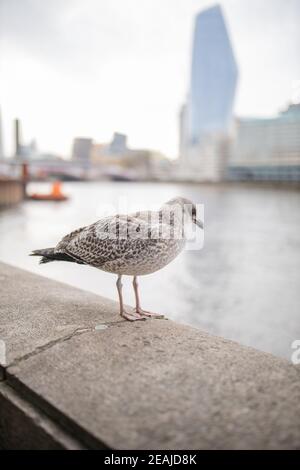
[0,0,299,158]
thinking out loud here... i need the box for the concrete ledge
[0,261,300,449]
[0,382,85,449]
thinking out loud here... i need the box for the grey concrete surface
[0,261,120,373]
[0,382,85,449]
[0,261,300,449]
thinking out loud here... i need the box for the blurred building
[71,137,93,162]
[91,132,170,180]
[179,103,188,167]
[11,118,39,159]
[109,132,128,155]
[229,104,300,181]
[179,4,238,181]
[188,4,238,143]
[14,118,21,158]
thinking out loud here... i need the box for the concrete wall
[0,261,299,449]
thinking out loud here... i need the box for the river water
[0,181,299,360]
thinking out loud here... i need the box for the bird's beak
[194,218,204,229]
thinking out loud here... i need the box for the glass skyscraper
[179,5,238,181]
[187,4,238,145]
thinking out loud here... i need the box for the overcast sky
[0,0,299,158]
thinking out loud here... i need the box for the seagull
[31,197,203,321]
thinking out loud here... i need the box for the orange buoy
[51,181,63,197]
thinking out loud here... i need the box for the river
[0,181,299,360]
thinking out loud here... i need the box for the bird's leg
[116,275,145,321]
[133,276,164,319]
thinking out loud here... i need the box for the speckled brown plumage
[31,197,203,321]
[54,210,185,276]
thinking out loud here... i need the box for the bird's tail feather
[30,248,77,264]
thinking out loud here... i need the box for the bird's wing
[54,214,163,267]
[55,225,87,252]
[54,224,91,264]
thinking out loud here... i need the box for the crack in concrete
[7,327,95,370]
[0,317,152,379]
[1,317,134,376]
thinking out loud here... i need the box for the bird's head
[162,197,204,229]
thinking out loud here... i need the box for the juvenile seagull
[31,197,203,321]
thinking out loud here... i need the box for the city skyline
[0,0,300,158]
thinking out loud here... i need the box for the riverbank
[0,262,299,449]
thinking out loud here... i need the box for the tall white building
[179,4,238,181]
[229,104,300,181]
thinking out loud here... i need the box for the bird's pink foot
[121,310,146,322]
[135,308,164,319]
